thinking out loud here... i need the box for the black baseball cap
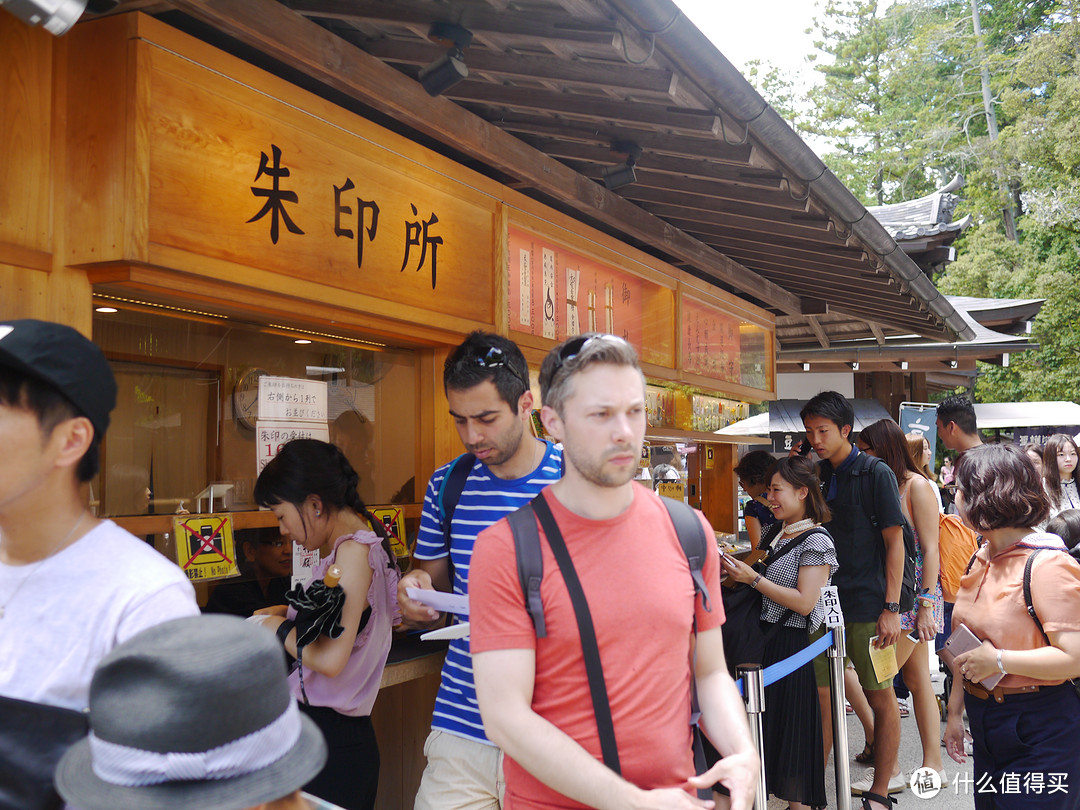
[0,319,117,438]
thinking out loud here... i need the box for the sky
[674,0,824,86]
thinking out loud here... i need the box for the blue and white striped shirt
[414,440,562,744]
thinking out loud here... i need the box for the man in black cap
[0,319,198,808]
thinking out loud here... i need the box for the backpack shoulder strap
[660,496,711,613]
[856,454,881,527]
[508,503,547,638]
[436,453,475,551]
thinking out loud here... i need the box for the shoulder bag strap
[1023,548,1050,642]
[531,493,621,775]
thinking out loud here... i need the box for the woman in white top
[1043,434,1080,520]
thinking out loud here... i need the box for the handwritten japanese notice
[258,376,328,422]
[681,295,771,390]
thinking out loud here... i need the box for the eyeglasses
[257,539,289,549]
[471,346,529,389]
[549,334,629,379]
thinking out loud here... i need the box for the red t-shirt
[469,486,724,809]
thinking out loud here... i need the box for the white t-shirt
[0,520,198,710]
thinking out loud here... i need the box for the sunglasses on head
[472,345,529,389]
[550,334,629,378]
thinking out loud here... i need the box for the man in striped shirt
[399,331,562,810]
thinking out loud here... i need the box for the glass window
[92,307,417,519]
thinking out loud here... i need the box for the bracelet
[276,618,296,646]
[917,595,935,607]
[997,649,1007,676]
[750,574,763,590]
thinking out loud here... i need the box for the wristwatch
[885,602,901,613]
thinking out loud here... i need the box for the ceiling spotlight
[95,306,118,314]
[602,140,642,191]
[418,21,472,97]
[1,0,87,35]
[294,339,312,345]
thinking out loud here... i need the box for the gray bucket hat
[55,615,327,810]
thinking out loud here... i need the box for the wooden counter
[373,636,448,809]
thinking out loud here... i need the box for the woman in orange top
[944,444,1080,809]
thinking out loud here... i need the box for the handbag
[0,694,89,810]
[720,525,808,676]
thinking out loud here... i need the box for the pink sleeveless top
[287,530,401,716]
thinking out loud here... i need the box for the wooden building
[1,1,973,806]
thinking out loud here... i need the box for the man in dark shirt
[801,392,907,808]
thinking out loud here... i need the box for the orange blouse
[952,533,1080,688]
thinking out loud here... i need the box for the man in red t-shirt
[470,333,757,810]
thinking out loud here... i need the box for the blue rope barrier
[734,630,834,697]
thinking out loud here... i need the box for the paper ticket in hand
[406,588,469,616]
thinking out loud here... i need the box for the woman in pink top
[944,444,1080,809]
[254,440,401,810]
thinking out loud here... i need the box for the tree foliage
[774,0,1080,404]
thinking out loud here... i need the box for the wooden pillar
[698,443,738,534]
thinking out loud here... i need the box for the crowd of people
[3,318,1080,810]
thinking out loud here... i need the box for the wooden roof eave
[169,0,804,316]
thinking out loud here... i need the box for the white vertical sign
[542,248,556,339]
[565,267,580,336]
[518,248,531,326]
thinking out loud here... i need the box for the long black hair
[254,439,394,562]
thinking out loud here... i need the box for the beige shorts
[414,729,505,810]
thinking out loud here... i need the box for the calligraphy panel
[507,226,674,367]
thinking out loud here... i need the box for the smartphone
[908,630,921,643]
[798,440,812,456]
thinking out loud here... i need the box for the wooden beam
[444,82,720,135]
[806,315,830,349]
[362,39,679,96]
[641,202,836,241]
[516,131,758,172]
[869,322,886,344]
[287,0,621,44]
[170,0,803,314]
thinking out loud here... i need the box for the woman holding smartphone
[944,444,1080,809]
[722,456,837,810]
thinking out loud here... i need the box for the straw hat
[55,615,327,810]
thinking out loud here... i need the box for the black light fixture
[1,0,87,34]
[602,140,642,190]
[418,21,472,97]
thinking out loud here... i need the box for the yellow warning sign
[369,506,409,562]
[172,514,238,582]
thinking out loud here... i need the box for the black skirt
[761,622,827,808]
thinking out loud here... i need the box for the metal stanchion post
[736,664,768,810]
[828,626,852,810]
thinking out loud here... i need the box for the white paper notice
[406,588,470,616]
[542,248,556,339]
[519,248,531,326]
[566,267,580,336]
